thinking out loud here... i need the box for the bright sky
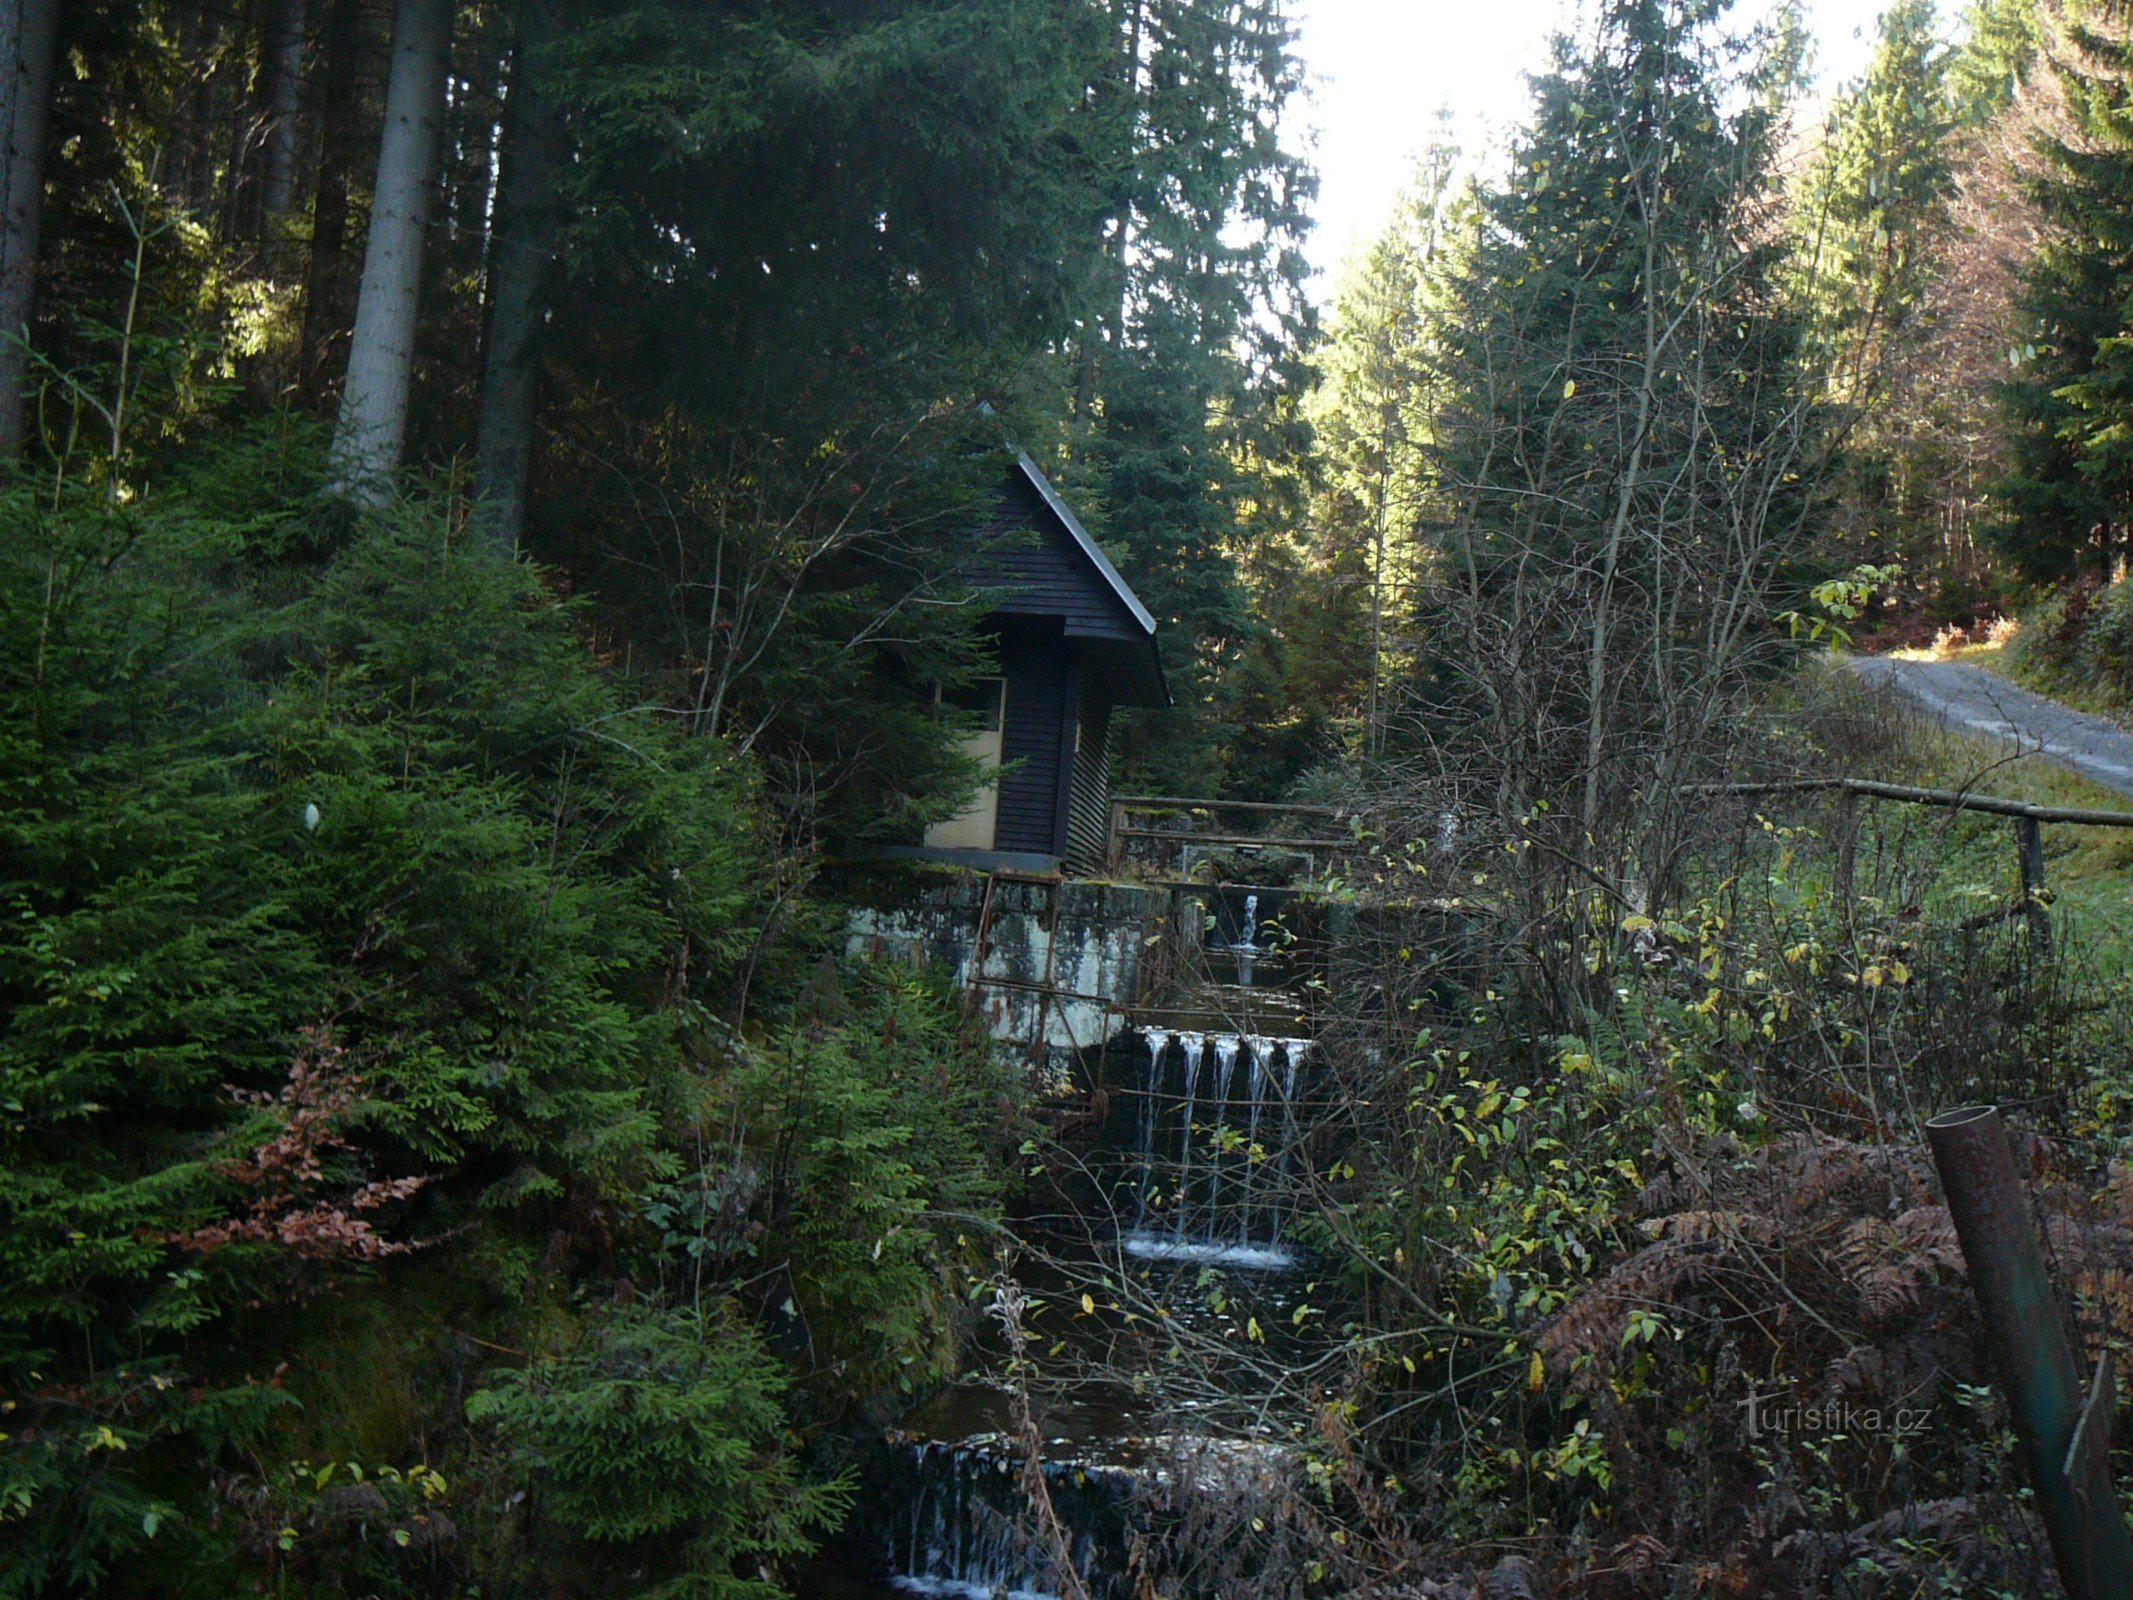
[1290,0,1890,295]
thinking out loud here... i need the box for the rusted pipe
[1927,1105,2133,1600]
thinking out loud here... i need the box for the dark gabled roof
[963,450,1169,709]
[1010,450,1157,635]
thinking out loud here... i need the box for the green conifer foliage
[1795,0,1954,411]
[1790,1,1969,595]
[1950,0,2043,121]
[1406,0,1822,944]
[467,1305,845,1600]
[1994,0,2133,581]
[710,962,1016,1412]
[1071,0,1316,792]
[0,425,770,1585]
[1297,138,1459,759]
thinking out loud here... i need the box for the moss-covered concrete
[840,868,1180,1069]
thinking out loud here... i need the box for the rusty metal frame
[1927,1104,2133,1600]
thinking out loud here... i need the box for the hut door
[924,678,1005,850]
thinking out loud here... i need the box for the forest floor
[1848,652,2133,799]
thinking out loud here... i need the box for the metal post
[2013,819,2047,960]
[2016,815,2051,955]
[1926,1105,2133,1600]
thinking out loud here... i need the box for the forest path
[1847,655,2133,801]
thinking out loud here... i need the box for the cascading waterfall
[1239,1042,1267,1243]
[1271,1039,1308,1204]
[884,1440,1106,1600]
[1121,1027,1310,1270]
[1203,1036,1240,1225]
[853,892,1341,1600]
[1175,1033,1204,1222]
[1233,892,1260,986]
[1132,1027,1172,1226]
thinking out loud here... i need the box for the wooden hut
[898,450,1168,875]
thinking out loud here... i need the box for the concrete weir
[840,870,1179,1072]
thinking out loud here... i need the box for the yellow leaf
[1080,1293,1095,1315]
[1562,379,1576,399]
[1528,1350,1545,1392]
[1247,1316,1264,1343]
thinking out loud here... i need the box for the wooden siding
[1064,684,1113,873]
[974,475,1143,643]
[993,619,1070,856]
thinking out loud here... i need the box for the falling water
[1270,1041,1304,1203]
[884,1441,1103,1600]
[1120,1030,1310,1270]
[1239,1041,1267,1243]
[1233,892,1261,986]
[1132,1027,1172,1226]
[1175,1034,1204,1228]
[1203,1036,1241,1224]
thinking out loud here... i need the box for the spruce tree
[1795,0,1953,411]
[1994,0,2133,582]
[1299,138,1457,757]
[1792,0,1964,589]
[1069,0,1316,792]
[1951,0,2042,121]
[1414,0,1820,949]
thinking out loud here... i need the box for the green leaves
[707,961,1017,1409]
[0,456,776,1592]
[468,1303,848,1600]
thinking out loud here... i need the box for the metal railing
[1105,795,1355,879]
[1704,775,2133,952]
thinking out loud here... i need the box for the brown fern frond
[1537,1238,1726,1378]
[1638,1209,1778,1245]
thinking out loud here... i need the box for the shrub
[0,434,773,1586]
[699,961,1021,1412]
[2073,576,2133,700]
[2008,575,2100,686]
[465,1303,846,1600]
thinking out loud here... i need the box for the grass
[1801,627,2133,979]
[1858,700,2133,981]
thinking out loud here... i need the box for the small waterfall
[1240,1042,1267,1244]
[1234,893,1260,986]
[1269,1040,1304,1205]
[884,1441,1103,1600]
[1121,1031,1312,1270]
[1175,1033,1203,1223]
[1203,1036,1241,1225]
[1132,1027,1172,1226]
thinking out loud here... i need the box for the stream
[803,889,1328,1600]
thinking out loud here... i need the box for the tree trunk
[298,0,370,405]
[0,0,57,458]
[472,0,562,553]
[328,0,450,501]
[258,0,306,226]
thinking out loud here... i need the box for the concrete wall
[842,872,1179,1073]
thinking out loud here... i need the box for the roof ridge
[1010,449,1158,637]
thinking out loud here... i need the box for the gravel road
[1846,655,2133,801]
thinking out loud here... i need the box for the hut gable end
[974,472,1144,644]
